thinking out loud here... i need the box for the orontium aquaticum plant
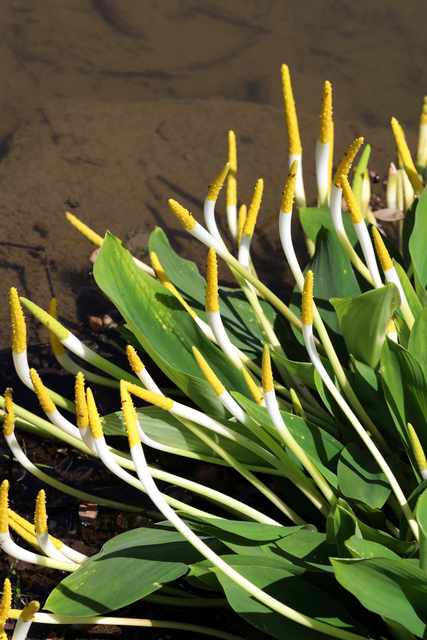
[2,63,427,639]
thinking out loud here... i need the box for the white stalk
[316,140,330,208]
[353,220,383,288]
[289,152,306,207]
[36,530,74,563]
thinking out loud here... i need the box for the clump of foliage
[2,65,427,640]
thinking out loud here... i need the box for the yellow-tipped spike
[150,252,198,320]
[333,137,364,188]
[86,388,104,439]
[8,516,40,551]
[168,199,197,231]
[120,381,141,449]
[10,287,27,355]
[341,176,363,224]
[301,270,314,326]
[408,423,427,474]
[8,508,35,536]
[34,490,48,535]
[0,579,11,627]
[3,388,15,437]
[20,298,69,341]
[20,600,40,622]
[391,117,424,196]
[317,81,333,144]
[0,481,9,535]
[241,367,263,406]
[206,247,219,313]
[75,372,89,430]
[420,97,427,126]
[227,131,237,208]
[207,162,230,201]
[192,347,225,397]
[372,227,393,272]
[281,64,302,155]
[126,345,145,375]
[290,388,306,419]
[125,381,174,411]
[281,160,297,214]
[261,345,274,394]
[66,212,104,247]
[237,204,247,248]
[48,299,65,356]
[29,369,56,414]
[243,179,263,238]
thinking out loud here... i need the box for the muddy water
[0,0,425,351]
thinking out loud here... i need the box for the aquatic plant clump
[3,65,427,639]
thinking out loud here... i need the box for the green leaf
[380,339,427,472]
[415,488,427,571]
[393,261,422,320]
[260,529,336,573]
[331,283,401,369]
[345,535,401,560]
[212,556,360,640]
[408,306,427,381]
[94,232,250,417]
[331,557,427,637]
[409,185,427,288]
[337,443,397,509]
[352,144,371,210]
[46,526,211,616]
[299,208,359,247]
[102,406,272,468]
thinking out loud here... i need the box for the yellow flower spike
[20,600,40,622]
[261,345,274,394]
[237,204,247,248]
[391,117,424,196]
[416,97,427,174]
[290,388,306,419]
[125,381,174,411]
[86,388,104,440]
[0,579,11,628]
[20,297,69,342]
[243,179,263,238]
[75,372,88,430]
[301,270,314,326]
[241,367,264,406]
[8,513,42,552]
[372,227,393,272]
[207,162,230,202]
[168,199,197,231]
[34,490,48,536]
[408,423,427,478]
[150,252,198,320]
[65,212,104,247]
[0,480,9,535]
[29,369,56,415]
[281,160,297,214]
[317,81,333,145]
[332,137,364,188]
[192,347,225,397]
[8,508,35,536]
[120,381,141,450]
[341,176,363,224]
[281,64,302,155]
[48,298,65,356]
[126,344,145,375]
[9,287,26,355]
[227,130,237,208]
[206,247,220,313]
[3,388,15,437]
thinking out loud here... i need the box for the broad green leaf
[415,488,427,571]
[212,556,360,640]
[402,198,417,264]
[183,517,305,542]
[329,501,360,557]
[331,556,427,637]
[331,283,401,369]
[299,208,359,247]
[394,261,422,320]
[270,352,316,389]
[46,526,212,616]
[94,232,250,417]
[345,535,401,560]
[350,357,400,447]
[380,338,427,471]
[352,144,371,210]
[409,185,427,288]
[102,406,273,468]
[408,306,427,381]
[260,529,336,573]
[290,226,361,361]
[337,443,397,509]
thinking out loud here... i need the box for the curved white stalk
[316,140,330,208]
[352,219,383,289]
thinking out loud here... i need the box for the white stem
[204,198,227,248]
[55,353,119,388]
[316,140,330,208]
[0,532,77,571]
[36,530,74,563]
[206,310,243,369]
[353,220,383,289]
[289,153,306,207]
[226,204,238,241]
